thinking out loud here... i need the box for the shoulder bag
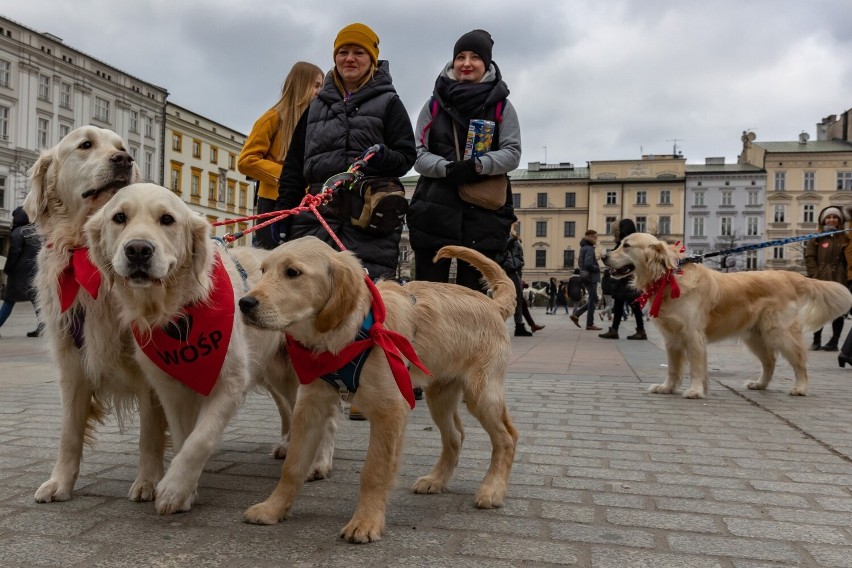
[452,126,507,211]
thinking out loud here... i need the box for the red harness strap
[636,270,681,318]
[286,276,430,409]
[58,248,102,313]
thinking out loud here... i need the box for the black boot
[820,338,839,352]
[514,324,532,337]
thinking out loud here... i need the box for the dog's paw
[340,515,384,543]
[128,479,157,502]
[244,501,288,525]
[745,380,765,390]
[682,388,706,399]
[789,387,808,396]
[34,479,72,503]
[412,475,447,495]
[648,383,674,394]
[155,480,196,514]
[306,466,331,482]
[474,487,505,509]
[272,441,289,459]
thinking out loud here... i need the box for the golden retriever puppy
[84,183,310,514]
[603,232,852,398]
[24,126,169,504]
[238,236,520,543]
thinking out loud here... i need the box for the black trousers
[413,248,489,293]
[252,196,280,250]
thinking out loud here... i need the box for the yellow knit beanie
[334,23,380,64]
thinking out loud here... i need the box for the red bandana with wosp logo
[133,254,234,396]
[286,276,430,409]
[58,248,102,313]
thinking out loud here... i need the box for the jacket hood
[11,206,28,228]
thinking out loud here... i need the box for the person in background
[599,218,646,340]
[570,229,602,330]
[238,61,324,249]
[0,207,43,338]
[497,232,543,336]
[804,206,847,351]
[566,269,584,307]
[545,276,558,314]
[721,255,739,273]
[407,29,520,292]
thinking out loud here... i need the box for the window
[605,216,617,234]
[720,217,732,237]
[837,172,852,191]
[192,139,201,159]
[143,151,153,180]
[746,250,757,270]
[747,191,759,206]
[210,146,219,164]
[59,122,71,140]
[218,177,225,203]
[60,83,72,108]
[535,249,546,268]
[721,191,732,206]
[803,204,814,224]
[692,217,704,237]
[635,190,647,205]
[658,216,671,234]
[565,192,576,208]
[0,105,10,140]
[172,132,182,152]
[191,169,201,197]
[144,115,153,138]
[536,193,547,207]
[0,175,5,209]
[227,179,236,205]
[208,175,218,202]
[37,117,50,148]
[535,221,547,237]
[804,171,815,191]
[774,171,786,191]
[130,110,138,133]
[693,191,704,206]
[512,193,520,208]
[0,59,9,87]
[606,191,617,205]
[564,221,575,237]
[94,96,110,122]
[228,153,236,170]
[774,204,785,223]
[38,74,50,100]
[746,216,759,236]
[659,190,671,205]
[170,162,182,193]
[129,145,138,160]
[239,182,248,209]
[635,216,647,233]
[773,246,784,260]
[563,250,575,268]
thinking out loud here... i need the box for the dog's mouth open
[609,264,635,278]
[82,178,133,200]
[122,268,164,288]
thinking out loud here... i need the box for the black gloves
[445,159,480,185]
[358,144,386,166]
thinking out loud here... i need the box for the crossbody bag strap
[452,124,462,161]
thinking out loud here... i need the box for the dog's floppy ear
[189,213,212,281]
[646,241,680,272]
[315,252,364,334]
[24,150,55,226]
[83,207,109,272]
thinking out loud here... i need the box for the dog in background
[603,232,852,398]
[84,183,324,514]
[238,237,519,543]
[24,126,169,504]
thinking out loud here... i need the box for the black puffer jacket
[3,207,40,303]
[276,61,416,279]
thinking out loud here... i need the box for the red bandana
[59,248,102,313]
[133,254,234,396]
[286,277,430,409]
[636,270,681,318]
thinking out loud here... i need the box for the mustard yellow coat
[237,108,283,200]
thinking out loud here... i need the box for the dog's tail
[434,246,516,321]
[797,277,852,331]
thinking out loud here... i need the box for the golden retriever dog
[603,232,852,398]
[24,126,169,504]
[83,183,322,514]
[237,236,519,543]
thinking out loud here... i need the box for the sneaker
[586,325,602,331]
[820,343,839,352]
[598,329,619,339]
[810,343,822,351]
[348,405,366,421]
[627,330,647,340]
[569,314,580,328]
[413,387,423,400]
[27,323,45,338]
[531,324,545,332]
[514,326,533,337]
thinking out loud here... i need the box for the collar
[58,248,102,313]
[286,276,429,409]
[636,269,681,318]
[133,253,235,396]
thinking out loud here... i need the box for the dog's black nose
[239,296,259,314]
[124,239,154,265]
[110,151,134,168]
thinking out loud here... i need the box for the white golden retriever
[83,183,318,514]
[24,126,168,504]
[238,237,519,543]
[603,232,852,398]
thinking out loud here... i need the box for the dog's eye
[285,267,300,278]
[622,243,630,249]
[79,141,93,150]
[112,212,127,224]
[160,214,175,226]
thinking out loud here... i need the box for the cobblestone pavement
[1,306,851,567]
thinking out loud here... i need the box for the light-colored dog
[603,232,852,398]
[238,237,519,543]
[24,126,168,504]
[83,183,323,514]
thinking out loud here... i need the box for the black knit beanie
[453,29,493,70]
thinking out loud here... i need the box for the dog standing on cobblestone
[24,126,169,505]
[603,232,852,398]
[84,183,322,514]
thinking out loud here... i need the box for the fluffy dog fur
[238,237,519,543]
[83,183,318,514]
[24,126,169,504]
[603,232,852,398]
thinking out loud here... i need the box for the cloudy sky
[4,0,852,167]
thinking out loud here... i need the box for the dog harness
[133,253,235,396]
[58,248,102,313]
[636,269,682,318]
[286,276,430,409]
